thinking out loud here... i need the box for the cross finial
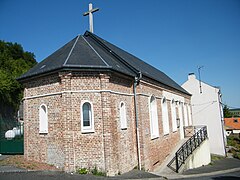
[83,3,99,33]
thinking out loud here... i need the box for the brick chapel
[18,31,192,176]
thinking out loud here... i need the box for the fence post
[176,152,179,173]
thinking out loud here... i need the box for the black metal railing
[167,125,208,173]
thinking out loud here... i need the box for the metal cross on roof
[83,3,99,33]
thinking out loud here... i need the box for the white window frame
[81,100,94,133]
[187,104,192,125]
[183,103,189,126]
[149,95,159,139]
[39,104,48,134]
[171,99,177,132]
[162,97,170,135]
[119,102,127,129]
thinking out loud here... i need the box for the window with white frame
[171,99,177,132]
[81,101,94,133]
[183,103,188,126]
[187,104,192,125]
[39,104,48,133]
[120,102,127,129]
[149,95,159,139]
[162,97,170,135]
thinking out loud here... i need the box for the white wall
[183,139,211,171]
[182,74,226,156]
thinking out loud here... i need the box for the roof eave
[17,66,136,83]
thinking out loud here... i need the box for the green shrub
[91,166,106,176]
[76,166,106,176]
[233,152,240,160]
[76,167,88,174]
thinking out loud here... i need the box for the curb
[160,167,240,179]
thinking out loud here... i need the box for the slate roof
[18,31,189,95]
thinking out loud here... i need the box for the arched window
[120,102,127,129]
[178,102,184,139]
[187,104,192,125]
[183,103,189,126]
[39,104,48,133]
[149,96,159,139]
[171,99,177,132]
[81,101,94,133]
[162,97,170,135]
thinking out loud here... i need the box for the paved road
[178,171,240,179]
[1,155,240,180]
[0,170,163,180]
[182,158,240,175]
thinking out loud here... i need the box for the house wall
[182,138,211,171]
[182,74,226,156]
[136,80,191,172]
[23,72,138,175]
[106,74,138,175]
[23,71,191,176]
[23,74,65,168]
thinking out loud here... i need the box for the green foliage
[223,105,232,118]
[0,40,37,121]
[227,135,240,160]
[76,167,89,174]
[91,166,106,176]
[76,166,106,176]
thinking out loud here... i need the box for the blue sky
[0,0,239,108]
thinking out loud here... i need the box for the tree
[223,105,232,118]
[0,40,37,123]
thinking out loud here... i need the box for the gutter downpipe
[134,72,142,170]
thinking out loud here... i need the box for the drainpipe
[133,72,142,170]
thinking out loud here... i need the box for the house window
[149,96,159,139]
[171,99,177,132]
[39,104,48,133]
[234,119,238,123]
[187,104,192,125]
[81,101,94,133]
[183,103,189,126]
[120,102,127,129]
[162,97,170,135]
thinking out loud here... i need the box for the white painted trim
[162,90,185,103]
[119,101,127,130]
[81,100,95,133]
[149,95,160,139]
[24,92,62,100]
[24,90,165,101]
[39,104,48,134]
[23,90,136,100]
[162,96,170,135]
[171,99,177,132]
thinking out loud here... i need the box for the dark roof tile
[18,31,189,95]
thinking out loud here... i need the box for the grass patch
[0,155,60,171]
[209,154,225,165]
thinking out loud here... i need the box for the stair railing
[167,125,208,173]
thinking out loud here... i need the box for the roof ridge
[81,36,110,67]
[63,35,80,66]
[84,31,140,76]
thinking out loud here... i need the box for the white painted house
[182,73,226,156]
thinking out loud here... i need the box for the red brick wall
[23,71,191,175]
[136,80,188,171]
